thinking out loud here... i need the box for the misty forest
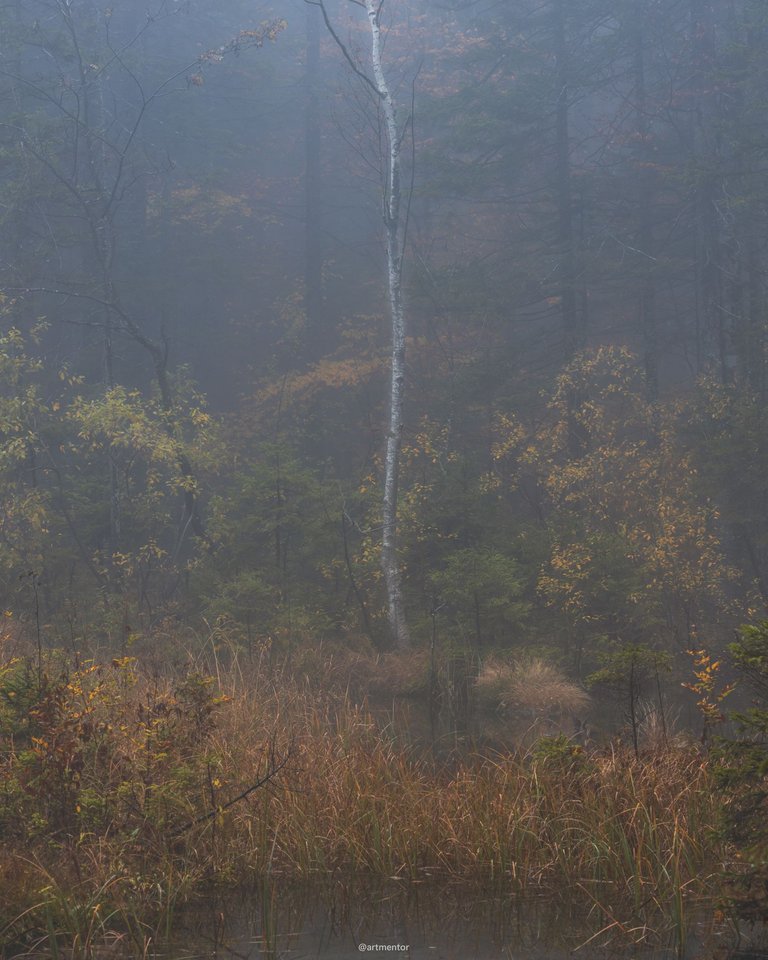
[3,0,768,955]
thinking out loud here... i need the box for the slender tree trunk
[305,4,325,360]
[553,0,580,360]
[632,3,659,400]
[364,0,410,649]
[67,0,124,554]
[689,0,727,381]
[731,4,766,394]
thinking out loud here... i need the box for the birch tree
[308,0,411,648]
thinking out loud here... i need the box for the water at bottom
[159,879,764,960]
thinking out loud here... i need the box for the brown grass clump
[271,645,431,700]
[342,650,432,699]
[475,656,590,720]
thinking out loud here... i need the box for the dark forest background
[2,0,768,693]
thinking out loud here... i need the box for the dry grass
[227,643,432,701]
[0,650,723,953]
[475,655,591,720]
[206,665,717,922]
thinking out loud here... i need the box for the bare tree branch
[305,0,383,100]
[170,743,291,837]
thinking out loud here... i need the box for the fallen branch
[170,743,291,837]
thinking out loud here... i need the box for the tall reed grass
[0,646,724,954]
[215,674,717,891]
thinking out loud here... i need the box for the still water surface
[160,882,763,960]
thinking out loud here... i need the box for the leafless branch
[305,0,382,100]
[170,742,292,837]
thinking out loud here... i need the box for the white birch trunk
[364,0,410,649]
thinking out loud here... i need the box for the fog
[5,2,768,952]
[2,0,768,729]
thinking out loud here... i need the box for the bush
[715,620,768,913]
[0,653,230,844]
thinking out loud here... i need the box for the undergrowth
[0,640,725,956]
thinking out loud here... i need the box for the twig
[305,0,383,100]
[170,745,291,837]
